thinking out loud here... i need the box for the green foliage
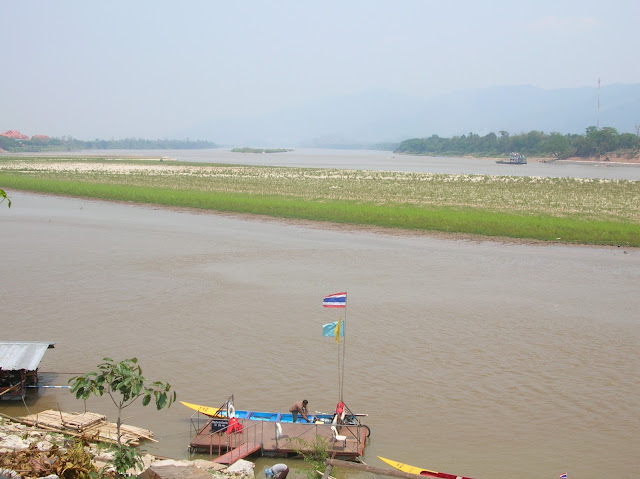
[0,135,217,152]
[69,357,176,411]
[104,443,144,477]
[0,188,10,208]
[291,436,330,479]
[0,135,19,151]
[69,358,175,475]
[396,126,640,158]
[543,132,575,159]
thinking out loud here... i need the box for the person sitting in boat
[265,463,289,479]
[289,399,309,422]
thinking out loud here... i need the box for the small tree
[544,132,574,160]
[69,357,176,476]
[291,436,330,479]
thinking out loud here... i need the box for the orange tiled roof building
[1,130,30,140]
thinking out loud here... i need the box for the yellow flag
[335,318,341,343]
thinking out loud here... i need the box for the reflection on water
[1,192,638,479]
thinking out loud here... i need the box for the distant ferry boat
[496,152,527,164]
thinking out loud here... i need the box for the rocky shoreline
[0,416,254,479]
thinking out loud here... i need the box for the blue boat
[180,400,363,425]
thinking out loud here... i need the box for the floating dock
[188,417,368,462]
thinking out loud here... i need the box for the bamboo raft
[21,410,155,446]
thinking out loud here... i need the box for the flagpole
[340,297,347,402]
[322,292,348,403]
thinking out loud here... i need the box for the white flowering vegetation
[2,158,637,224]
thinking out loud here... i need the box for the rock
[0,417,254,479]
[192,459,226,471]
[0,435,29,451]
[137,453,156,474]
[151,459,195,467]
[227,459,255,478]
[140,464,218,479]
[36,440,54,451]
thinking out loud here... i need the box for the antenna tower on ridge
[597,78,601,129]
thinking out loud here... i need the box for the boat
[378,456,479,479]
[180,400,363,425]
[496,152,527,164]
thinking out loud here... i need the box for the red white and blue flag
[323,292,347,308]
[559,474,567,478]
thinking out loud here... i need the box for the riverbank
[0,415,250,478]
[561,152,640,164]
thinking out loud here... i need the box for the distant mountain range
[177,83,640,148]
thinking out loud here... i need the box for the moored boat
[378,456,479,479]
[180,399,365,425]
[496,152,527,164]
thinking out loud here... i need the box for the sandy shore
[559,155,640,164]
[473,154,640,164]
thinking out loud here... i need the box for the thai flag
[559,474,567,478]
[323,292,347,308]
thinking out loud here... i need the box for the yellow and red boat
[378,456,479,479]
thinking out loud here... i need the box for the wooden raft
[21,410,154,446]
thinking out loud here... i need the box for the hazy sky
[3,0,639,140]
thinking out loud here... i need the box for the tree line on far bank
[0,135,217,152]
[395,126,640,159]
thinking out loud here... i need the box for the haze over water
[1,151,638,479]
[81,148,640,180]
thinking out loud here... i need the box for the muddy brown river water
[1,189,638,479]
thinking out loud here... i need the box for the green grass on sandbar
[2,172,638,247]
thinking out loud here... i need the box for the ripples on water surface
[1,173,638,479]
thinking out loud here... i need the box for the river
[0,150,638,479]
[8,147,640,180]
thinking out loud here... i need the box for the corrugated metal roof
[0,342,55,371]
